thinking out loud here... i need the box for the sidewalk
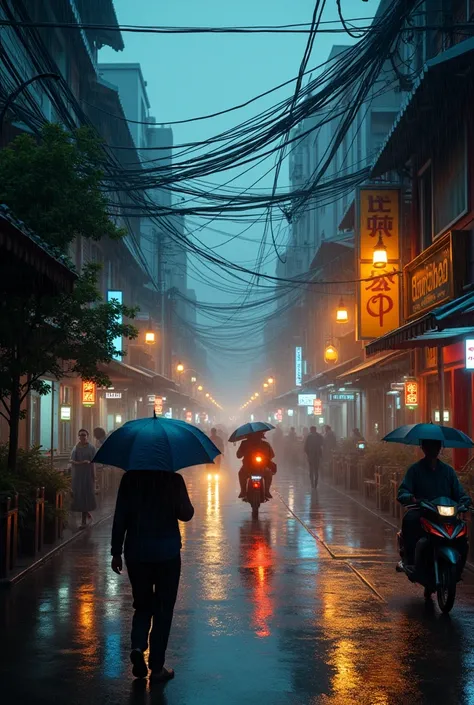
[2,477,120,586]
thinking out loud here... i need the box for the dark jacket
[304,432,324,458]
[237,438,274,470]
[111,471,194,563]
[397,458,471,507]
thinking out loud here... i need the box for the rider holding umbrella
[230,422,276,500]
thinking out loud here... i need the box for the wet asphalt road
[1,463,474,705]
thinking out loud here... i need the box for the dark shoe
[130,648,148,679]
[150,667,175,683]
[238,491,245,499]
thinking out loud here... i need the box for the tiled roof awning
[371,37,474,177]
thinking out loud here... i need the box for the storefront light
[324,344,339,364]
[373,234,388,268]
[145,331,155,344]
[336,298,349,323]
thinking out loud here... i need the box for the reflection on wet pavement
[1,463,474,704]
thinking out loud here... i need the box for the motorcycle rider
[237,431,275,500]
[397,439,471,567]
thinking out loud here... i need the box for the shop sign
[390,382,405,392]
[276,409,283,423]
[307,406,314,415]
[358,188,400,261]
[313,398,323,416]
[82,380,96,406]
[358,264,400,340]
[295,347,303,387]
[404,380,419,407]
[185,411,193,423]
[298,393,316,406]
[404,231,465,320]
[287,409,294,417]
[60,406,71,421]
[357,188,401,341]
[154,396,163,416]
[328,392,356,402]
[465,339,474,370]
[105,392,122,399]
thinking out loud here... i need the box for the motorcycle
[244,453,270,519]
[396,497,469,613]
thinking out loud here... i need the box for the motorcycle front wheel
[437,563,457,613]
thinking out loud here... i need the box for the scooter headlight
[437,505,456,517]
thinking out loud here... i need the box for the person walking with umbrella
[96,415,221,682]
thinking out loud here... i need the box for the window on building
[433,123,467,236]
[418,163,433,250]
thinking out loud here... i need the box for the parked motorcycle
[396,497,469,613]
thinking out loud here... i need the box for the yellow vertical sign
[357,188,401,341]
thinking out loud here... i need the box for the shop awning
[371,36,474,177]
[0,205,77,294]
[337,351,406,382]
[366,290,474,356]
[303,356,362,390]
[101,360,176,390]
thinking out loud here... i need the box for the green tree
[0,124,138,471]
[0,122,124,249]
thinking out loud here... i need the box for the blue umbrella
[228,421,275,443]
[93,416,221,472]
[382,423,474,448]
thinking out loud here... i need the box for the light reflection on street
[202,475,228,603]
[240,520,275,639]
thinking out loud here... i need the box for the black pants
[307,455,320,487]
[401,509,424,564]
[238,468,272,495]
[126,555,181,672]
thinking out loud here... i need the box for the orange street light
[268,377,274,385]
[145,330,155,344]
[176,362,185,373]
[336,298,349,324]
[373,234,388,268]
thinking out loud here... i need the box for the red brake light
[255,455,263,464]
[253,481,260,489]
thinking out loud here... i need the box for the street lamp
[263,382,269,389]
[145,330,156,344]
[336,298,349,324]
[176,362,184,373]
[268,377,274,385]
[197,385,203,392]
[191,376,197,383]
[324,344,339,364]
[205,393,210,398]
[373,234,388,268]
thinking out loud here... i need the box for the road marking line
[275,490,337,558]
[345,562,387,603]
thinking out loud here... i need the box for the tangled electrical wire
[0,0,424,365]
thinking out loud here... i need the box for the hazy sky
[100,0,366,400]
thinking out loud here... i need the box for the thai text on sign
[82,380,96,406]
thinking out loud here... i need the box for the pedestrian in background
[70,429,97,528]
[210,427,224,468]
[111,470,194,682]
[93,427,107,448]
[304,426,324,488]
